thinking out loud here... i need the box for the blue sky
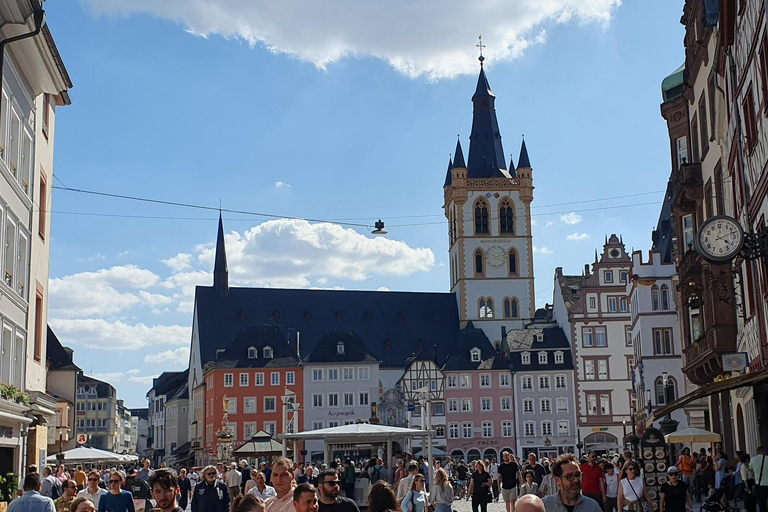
[44,0,686,408]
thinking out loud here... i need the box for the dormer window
[470,348,481,363]
[536,333,544,343]
[555,351,564,364]
[337,342,345,355]
[538,352,547,364]
[263,346,274,359]
[521,352,531,365]
[247,347,257,359]
[216,349,225,359]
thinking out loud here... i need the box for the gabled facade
[399,355,445,454]
[0,2,72,479]
[443,327,513,461]
[45,326,80,455]
[202,327,302,464]
[147,370,187,466]
[444,59,535,342]
[303,332,380,460]
[76,375,118,451]
[505,321,577,458]
[554,235,634,452]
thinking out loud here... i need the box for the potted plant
[0,472,19,511]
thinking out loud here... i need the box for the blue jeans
[436,504,451,512]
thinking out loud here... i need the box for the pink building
[443,329,514,460]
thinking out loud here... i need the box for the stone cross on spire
[476,35,486,64]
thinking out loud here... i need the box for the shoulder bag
[628,478,650,512]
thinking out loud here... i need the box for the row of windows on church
[448,197,516,244]
[478,297,519,319]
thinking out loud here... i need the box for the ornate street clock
[695,215,744,263]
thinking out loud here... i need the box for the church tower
[444,55,535,344]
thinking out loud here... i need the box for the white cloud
[90,372,125,383]
[138,291,174,307]
[377,286,390,292]
[81,0,620,80]
[275,181,292,189]
[128,374,159,384]
[566,232,590,241]
[49,265,160,318]
[533,246,554,255]
[545,221,554,227]
[48,318,190,350]
[560,212,583,225]
[162,253,193,272]
[144,347,190,365]
[126,369,141,375]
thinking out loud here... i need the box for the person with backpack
[369,459,387,484]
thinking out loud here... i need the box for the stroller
[701,474,735,512]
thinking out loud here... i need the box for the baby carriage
[701,475,735,512]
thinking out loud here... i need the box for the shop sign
[328,410,355,417]
[591,427,609,432]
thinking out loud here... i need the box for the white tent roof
[46,446,135,463]
[665,427,722,444]
[282,423,431,441]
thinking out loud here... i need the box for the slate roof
[129,408,149,420]
[467,64,511,179]
[149,370,188,398]
[167,381,189,401]
[517,138,531,169]
[78,374,116,399]
[504,326,574,372]
[47,326,80,371]
[304,331,380,364]
[207,326,301,370]
[555,269,587,310]
[442,327,507,371]
[194,286,460,369]
[651,178,676,264]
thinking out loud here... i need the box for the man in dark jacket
[192,464,230,512]
[240,460,252,494]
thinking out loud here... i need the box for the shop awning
[647,367,768,427]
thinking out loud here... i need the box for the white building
[0,1,71,478]
[627,250,700,432]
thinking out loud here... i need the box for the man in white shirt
[396,462,420,501]
[77,470,107,508]
[489,458,499,502]
[227,462,243,499]
[751,446,768,512]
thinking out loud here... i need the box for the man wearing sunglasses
[541,454,602,512]
[191,465,230,512]
[659,466,692,512]
[77,470,107,508]
[316,469,360,512]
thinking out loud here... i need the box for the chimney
[584,264,590,276]
[287,329,301,357]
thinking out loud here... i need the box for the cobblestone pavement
[450,498,509,512]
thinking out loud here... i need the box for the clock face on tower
[695,215,744,263]
[486,245,507,268]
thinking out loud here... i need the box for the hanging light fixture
[372,220,387,235]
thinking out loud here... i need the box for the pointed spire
[452,137,466,169]
[517,136,531,169]
[508,154,517,178]
[467,56,507,178]
[443,156,454,187]
[213,212,229,298]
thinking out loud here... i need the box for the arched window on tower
[660,285,670,310]
[475,198,490,234]
[499,198,514,234]
[508,248,518,276]
[479,297,494,319]
[475,248,484,277]
[511,298,519,318]
[651,285,660,311]
[449,210,455,245]
[503,298,511,318]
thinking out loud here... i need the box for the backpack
[49,479,61,500]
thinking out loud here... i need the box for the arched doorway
[450,449,465,462]
[583,432,620,455]
[737,404,746,453]
[467,448,481,461]
[483,448,497,461]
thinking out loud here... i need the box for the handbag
[627,478,650,512]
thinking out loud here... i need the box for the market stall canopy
[664,427,722,444]
[584,442,623,451]
[282,423,432,442]
[413,446,447,457]
[46,446,135,463]
[233,430,287,455]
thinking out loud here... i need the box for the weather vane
[477,35,486,63]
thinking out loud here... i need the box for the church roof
[504,326,574,371]
[304,331,380,364]
[467,64,508,179]
[194,286,461,369]
[442,327,507,371]
[452,139,466,169]
[207,326,300,370]
[517,138,531,169]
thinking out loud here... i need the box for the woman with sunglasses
[659,466,693,512]
[402,474,429,512]
[97,472,135,512]
[69,497,97,512]
[616,462,651,512]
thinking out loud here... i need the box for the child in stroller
[701,472,736,512]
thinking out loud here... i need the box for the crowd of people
[10,445,768,512]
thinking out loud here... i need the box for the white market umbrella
[664,427,722,444]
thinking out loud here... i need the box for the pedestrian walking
[54,478,78,511]
[677,448,696,490]
[468,460,492,512]
[602,464,618,512]
[191,465,230,512]
[520,471,539,497]
[658,466,692,512]
[516,494,545,512]
[541,453,602,512]
[247,472,276,501]
[178,468,192,510]
[292,484,319,512]
[98,472,135,512]
[580,452,606,507]
[489,458,499,502]
[430,468,454,512]
[498,451,522,512]
[616,461,651,512]
[77,470,107,508]
[42,466,63,499]
[228,463,244,499]
[265,458,296,512]
[232,495,266,512]
[70,497,97,512]
[149,469,183,512]
[8,473,56,512]
[396,462,420,502]
[317,469,360,512]
[367,481,401,512]
[401,474,429,512]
